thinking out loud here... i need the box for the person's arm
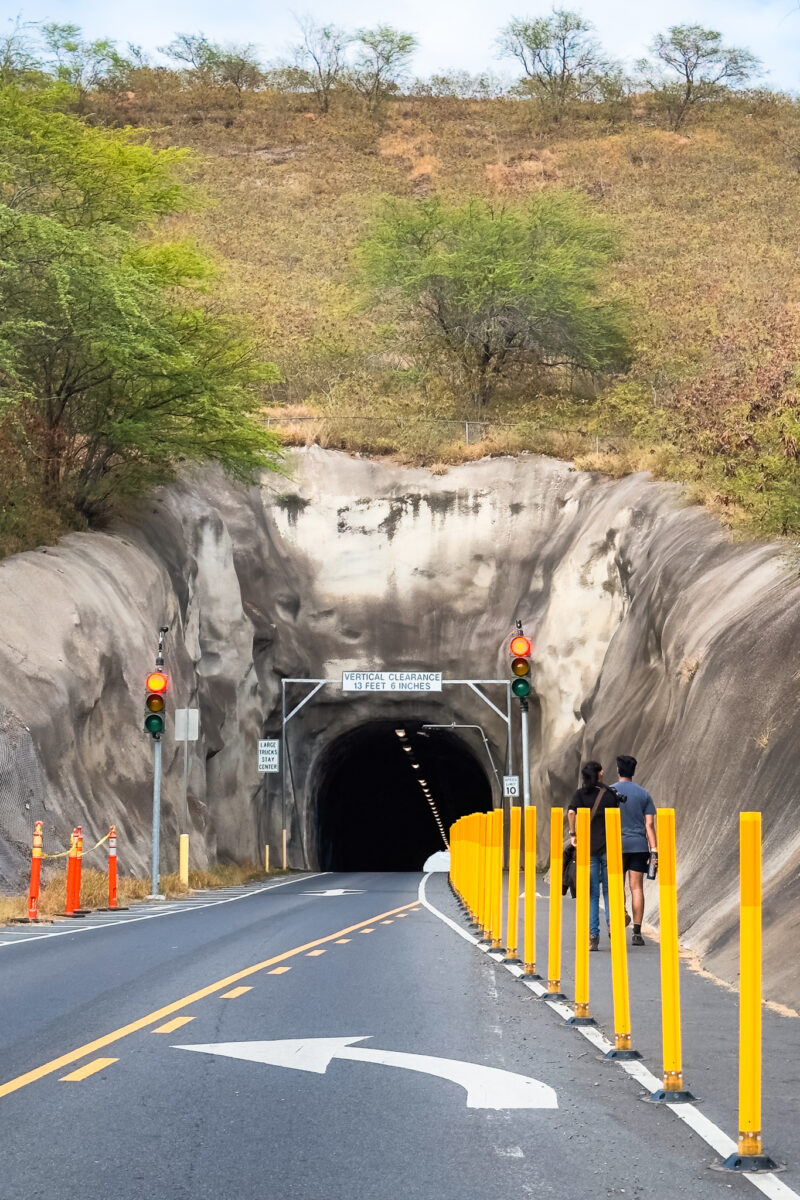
[645,812,657,852]
[567,803,578,845]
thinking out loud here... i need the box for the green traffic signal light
[512,677,531,698]
[144,712,165,734]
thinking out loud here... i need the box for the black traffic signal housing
[144,671,168,739]
[509,633,532,698]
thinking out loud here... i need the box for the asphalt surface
[0,870,797,1200]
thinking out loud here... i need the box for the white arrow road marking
[301,889,366,896]
[174,1037,558,1110]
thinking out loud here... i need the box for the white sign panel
[341,671,442,693]
[258,739,280,773]
[503,775,520,799]
[174,709,199,741]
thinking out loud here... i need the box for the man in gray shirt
[613,755,657,947]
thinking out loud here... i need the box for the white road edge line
[0,873,329,951]
[417,873,797,1200]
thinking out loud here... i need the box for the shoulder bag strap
[589,785,607,822]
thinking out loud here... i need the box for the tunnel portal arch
[310,719,494,871]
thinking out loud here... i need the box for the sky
[11,0,800,90]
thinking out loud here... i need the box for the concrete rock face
[0,447,797,1007]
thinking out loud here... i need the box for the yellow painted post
[282,827,287,871]
[480,812,492,938]
[264,844,270,874]
[738,812,764,1158]
[178,834,189,888]
[546,807,566,998]
[505,806,522,962]
[572,806,593,1022]
[523,806,539,977]
[491,808,504,950]
[650,808,695,1102]
[605,808,640,1058]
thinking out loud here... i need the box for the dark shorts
[623,851,650,874]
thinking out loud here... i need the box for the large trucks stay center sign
[342,671,443,693]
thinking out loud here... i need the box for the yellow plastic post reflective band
[505,806,521,960]
[547,807,564,994]
[606,808,634,1051]
[179,834,189,888]
[523,806,537,974]
[491,809,504,949]
[739,812,762,1156]
[657,809,684,1092]
[573,806,591,1018]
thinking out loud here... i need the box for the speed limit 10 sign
[503,775,520,798]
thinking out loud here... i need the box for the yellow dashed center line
[0,896,419,1100]
[306,949,326,957]
[153,1016,194,1034]
[268,966,291,975]
[59,1058,118,1082]
[381,920,394,925]
[360,928,374,934]
[220,986,252,999]
[335,938,350,944]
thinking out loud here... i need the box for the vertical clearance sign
[341,672,443,693]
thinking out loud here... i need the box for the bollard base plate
[98,906,130,911]
[644,1088,698,1104]
[503,955,521,964]
[540,991,568,1002]
[518,971,542,982]
[61,911,88,919]
[567,1015,597,1026]
[712,1154,783,1174]
[603,1048,642,1061]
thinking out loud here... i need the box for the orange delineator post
[107,825,118,909]
[522,806,539,977]
[571,806,593,1022]
[505,806,521,962]
[64,827,80,916]
[648,808,695,1102]
[605,807,640,1058]
[491,808,504,950]
[27,820,43,921]
[546,807,566,998]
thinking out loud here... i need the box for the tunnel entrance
[313,720,493,871]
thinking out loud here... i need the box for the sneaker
[625,910,632,927]
[631,932,645,946]
[589,935,599,951]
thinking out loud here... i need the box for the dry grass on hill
[144,90,800,532]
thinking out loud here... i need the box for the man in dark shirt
[614,754,657,947]
[567,761,623,950]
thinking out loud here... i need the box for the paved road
[0,871,797,1200]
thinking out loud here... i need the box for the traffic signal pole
[147,626,169,899]
[520,698,531,808]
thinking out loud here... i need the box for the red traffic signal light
[509,635,531,658]
[146,671,168,693]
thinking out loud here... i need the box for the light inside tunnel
[313,720,493,871]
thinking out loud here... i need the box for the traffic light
[509,633,532,698]
[144,670,168,738]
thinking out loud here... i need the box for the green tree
[0,86,281,528]
[350,25,417,111]
[41,23,132,111]
[360,195,630,407]
[639,25,760,130]
[290,16,351,114]
[0,17,44,86]
[498,9,614,118]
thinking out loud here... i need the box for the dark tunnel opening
[314,720,494,871]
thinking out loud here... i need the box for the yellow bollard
[648,808,695,1102]
[717,812,778,1171]
[282,827,287,871]
[264,844,270,874]
[571,806,594,1023]
[505,806,522,962]
[490,808,504,950]
[604,809,641,1059]
[179,834,189,888]
[546,807,567,999]
[522,806,540,978]
[480,812,493,940]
